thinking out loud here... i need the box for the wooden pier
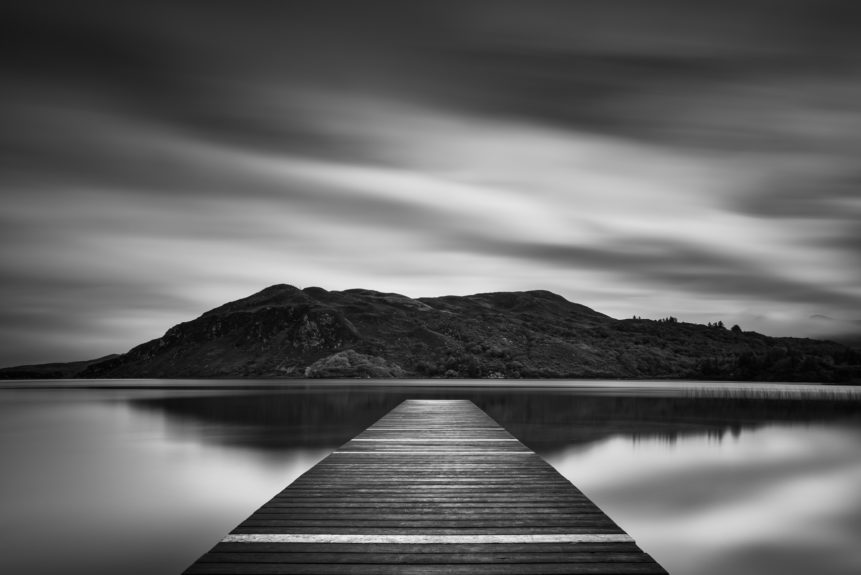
[184,399,667,574]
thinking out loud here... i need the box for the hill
[0,355,119,379]
[4,285,860,382]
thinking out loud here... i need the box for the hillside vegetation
[4,284,859,382]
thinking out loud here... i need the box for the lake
[1,380,860,575]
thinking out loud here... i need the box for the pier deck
[184,399,667,574]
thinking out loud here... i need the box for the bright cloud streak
[1,0,860,365]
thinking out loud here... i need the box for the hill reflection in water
[129,381,861,574]
[130,382,861,454]
[2,381,859,575]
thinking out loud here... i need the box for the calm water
[1,380,860,575]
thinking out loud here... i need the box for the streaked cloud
[1,0,860,365]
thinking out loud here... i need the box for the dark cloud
[4,0,856,154]
[446,235,861,312]
[4,0,861,162]
[734,170,861,220]
[2,0,861,365]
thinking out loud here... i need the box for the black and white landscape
[2,3,861,575]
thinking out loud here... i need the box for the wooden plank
[196,552,656,564]
[211,543,645,554]
[185,564,667,574]
[184,400,668,574]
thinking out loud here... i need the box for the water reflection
[0,389,332,575]
[548,425,861,575]
[130,384,861,453]
[127,383,861,575]
[1,382,859,575]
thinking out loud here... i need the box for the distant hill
[0,355,119,380]
[4,285,860,382]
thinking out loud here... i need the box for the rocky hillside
[6,284,860,382]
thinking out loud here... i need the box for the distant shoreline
[3,379,860,400]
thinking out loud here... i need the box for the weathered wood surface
[184,399,667,574]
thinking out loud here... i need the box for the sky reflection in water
[0,382,859,575]
[0,389,331,575]
[547,424,861,575]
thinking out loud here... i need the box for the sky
[2,0,861,366]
